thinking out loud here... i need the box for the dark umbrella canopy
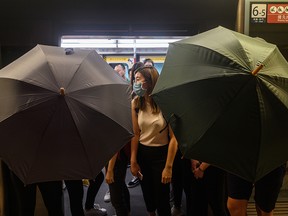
[152,26,288,182]
[0,45,133,184]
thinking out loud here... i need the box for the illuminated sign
[267,3,288,23]
[250,2,288,23]
[251,3,267,23]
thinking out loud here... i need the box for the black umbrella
[0,45,133,184]
[152,26,288,182]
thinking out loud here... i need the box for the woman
[130,66,178,216]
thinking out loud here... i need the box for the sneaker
[85,205,107,216]
[127,176,140,188]
[103,190,111,202]
[171,205,184,216]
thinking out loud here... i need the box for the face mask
[133,82,147,97]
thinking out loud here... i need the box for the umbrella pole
[251,64,263,76]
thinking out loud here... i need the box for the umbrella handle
[251,64,263,76]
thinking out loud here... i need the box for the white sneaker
[171,205,184,216]
[85,204,107,216]
[103,190,111,202]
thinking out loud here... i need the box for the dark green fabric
[152,26,288,182]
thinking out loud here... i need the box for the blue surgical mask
[133,82,147,97]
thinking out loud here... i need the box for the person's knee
[227,197,247,216]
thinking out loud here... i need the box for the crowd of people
[3,58,287,216]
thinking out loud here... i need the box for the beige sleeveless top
[138,104,169,147]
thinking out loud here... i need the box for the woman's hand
[193,162,210,179]
[130,161,141,177]
[161,166,172,184]
[193,167,204,179]
[105,170,114,184]
[191,159,200,172]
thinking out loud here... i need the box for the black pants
[10,171,63,216]
[65,171,104,216]
[203,166,230,216]
[182,158,208,216]
[181,159,230,216]
[171,149,184,208]
[109,152,130,216]
[137,144,171,216]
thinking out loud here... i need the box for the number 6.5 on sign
[251,4,267,18]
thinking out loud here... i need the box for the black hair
[143,58,154,66]
[116,63,126,70]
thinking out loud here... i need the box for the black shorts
[227,164,286,213]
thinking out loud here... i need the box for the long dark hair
[133,66,160,114]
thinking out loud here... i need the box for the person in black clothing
[10,170,63,216]
[170,149,185,216]
[227,164,286,216]
[194,161,230,216]
[171,150,230,216]
[171,155,208,216]
[106,143,131,216]
[65,171,107,216]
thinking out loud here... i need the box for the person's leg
[227,197,248,216]
[137,144,157,215]
[171,149,183,209]
[38,181,64,216]
[156,178,171,216]
[150,145,171,216]
[10,171,36,216]
[182,158,208,216]
[204,166,230,216]
[255,204,274,216]
[85,171,104,209]
[227,173,253,216]
[254,164,286,216]
[65,180,84,216]
[123,182,130,213]
[109,157,131,216]
[21,185,37,216]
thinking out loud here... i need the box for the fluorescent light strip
[61,38,181,49]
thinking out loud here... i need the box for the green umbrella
[152,26,288,182]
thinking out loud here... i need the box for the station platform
[62,171,288,216]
